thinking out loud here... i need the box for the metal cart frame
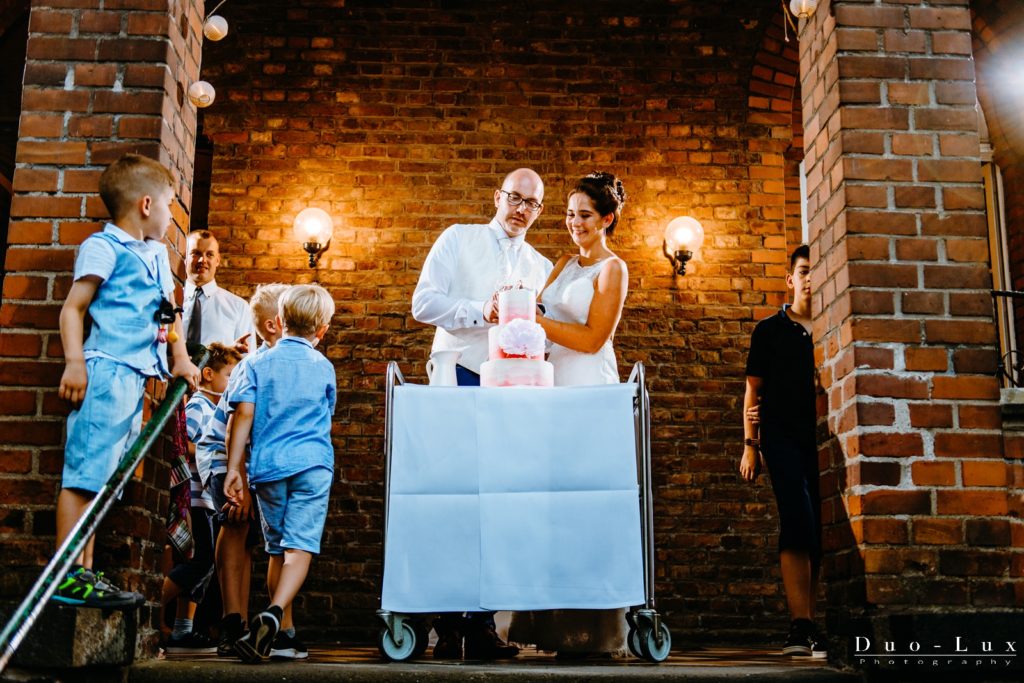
[375,361,670,662]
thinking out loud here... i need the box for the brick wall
[0,0,205,646]
[197,0,798,641]
[799,0,1021,651]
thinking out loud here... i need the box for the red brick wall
[0,0,205,643]
[801,0,1020,624]
[197,0,798,640]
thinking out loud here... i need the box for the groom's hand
[484,291,500,323]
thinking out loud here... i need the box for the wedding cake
[479,288,554,387]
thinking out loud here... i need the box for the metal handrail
[0,348,210,674]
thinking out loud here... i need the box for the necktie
[187,287,204,346]
[499,238,522,286]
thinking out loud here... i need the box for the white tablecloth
[381,384,644,612]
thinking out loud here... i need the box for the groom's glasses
[499,190,543,212]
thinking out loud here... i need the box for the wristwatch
[744,438,760,447]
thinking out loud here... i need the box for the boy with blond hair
[195,283,288,656]
[226,284,337,663]
[55,153,201,606]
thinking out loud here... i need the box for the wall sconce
[663,216,705,276]
[187,80,216,108]
[788,0,818,19]
[293,207,334,268]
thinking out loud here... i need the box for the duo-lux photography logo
[854,636,1018,669]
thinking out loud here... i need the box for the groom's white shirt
[413,219,552,373]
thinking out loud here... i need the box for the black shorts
[168,507,216,601]
[761,432,821,568]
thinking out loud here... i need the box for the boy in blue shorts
[55,153,201,607]
[194,283,288,657]
[225,284,337,663]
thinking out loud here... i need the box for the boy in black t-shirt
[741,244,824,657]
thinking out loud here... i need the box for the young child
[163,342,243,652]
[226,284,337,663]
[194,283,288,657]
[54,153,201,606]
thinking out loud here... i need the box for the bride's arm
[538,258,628,354]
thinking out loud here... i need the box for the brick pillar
[0,0,204,637]
[799,0,1022,665]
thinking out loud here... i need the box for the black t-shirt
[745,305,816,443]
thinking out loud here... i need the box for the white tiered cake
[480,288,554,387]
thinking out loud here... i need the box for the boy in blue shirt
[194,283,288,657]
[54,153,201,606]
[225,284,337,663]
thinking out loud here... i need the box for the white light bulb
[187,81,216,108]
[203,15,229,41]
[664,216,705,254]
[293,207,334,244]
[789,0,818,19]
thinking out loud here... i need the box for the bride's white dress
[507,255,626,654]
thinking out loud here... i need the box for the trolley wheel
[411,620,430,658]
[378,621,417,661]
[638,621,672,663]
[627,626,642,658]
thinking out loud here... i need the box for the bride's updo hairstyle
[569,171,627,236]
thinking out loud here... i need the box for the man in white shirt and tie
[413,168,553,387]
[411,169,552,660]
[183,231,254,354]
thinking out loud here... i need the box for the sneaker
[235,607,281,663]
[810,627,828,658]
[164,631,218,654]
[782,619,814,656]
[218,613,246,658]
[270,632,309,660]
[51,567,144,608]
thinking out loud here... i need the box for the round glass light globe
[789,0,818,19]
[203,15,229,41]
[187,81,216,108]
[664,216,705,254]
[293,207,334,245]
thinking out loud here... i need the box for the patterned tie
[186,286,203,346]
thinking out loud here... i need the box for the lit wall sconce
[293,207,334,268]
[789,0,818,19]
[187,80,216,108]
[663,216,705,276]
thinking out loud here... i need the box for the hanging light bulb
[203,15,229,41]
[187,81,216,108]
[789,0,818,19]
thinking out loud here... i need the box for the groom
[410,169,552,659]
[413,168,552,386]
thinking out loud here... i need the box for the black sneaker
[235,607,281,663]
[782,619,814,656]
[164,631,218,654]
[51,568,144,608]
[218,613,246,657]
[810,626,828,658]
[270,632,309,660]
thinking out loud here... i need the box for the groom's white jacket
[412,219,552,373]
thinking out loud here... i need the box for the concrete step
[0,601,137,670]
[129,646,858,683]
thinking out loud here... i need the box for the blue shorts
[253,467,333,555]
[62,357,147,493]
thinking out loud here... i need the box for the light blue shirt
[76,223,174,376]
[230,336,337,484]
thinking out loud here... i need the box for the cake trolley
[374,360,671,663]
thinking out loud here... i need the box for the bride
[507,171,630,655]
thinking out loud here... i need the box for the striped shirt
[184,391,218,511]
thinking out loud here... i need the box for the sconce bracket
[303,239,330,268]
[662,240,693,276]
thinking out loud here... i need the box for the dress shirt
[412,219,552,372]
[182,279,254,350]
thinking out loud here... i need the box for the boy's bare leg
[56,488,95,568]
[216,523,252,621]
[268,549,311,614]
[266,555,294,631]
[780,550,813,620]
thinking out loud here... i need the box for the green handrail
[0,348,209,673]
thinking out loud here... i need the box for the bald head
[493,168,545,238]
